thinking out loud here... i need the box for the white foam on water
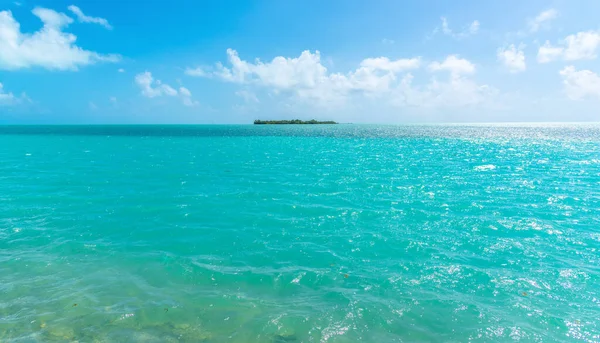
[474,164,496,171]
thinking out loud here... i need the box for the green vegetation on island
[254,119,338,125]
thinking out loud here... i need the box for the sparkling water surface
[1,124,599,342]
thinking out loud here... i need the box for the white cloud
[178,87,191,97]
[392,54,497,109]
[185,66,210,77]
[0,82,29,106]
[537,41,563,63]
[392,73,498,108]
[118,68,125,73]
[109,96,117,103]
[190,49,495,110]
[497,44,526,73]
[428,55,475,76]
[189,49,424,106]
[67,5,112,29]
[0,8,119,70]
[537,31,600,63]
[359,56,421,72]
[216,49,329,88]
[135,71,176,97]
[178,86,198,106]
[135,71,198,106]
[559,66,600,100]
[563,31,600,60]
[439,17,480,39]
[528,9,558,32]
[381,38,395,45]
[192,49,419,90]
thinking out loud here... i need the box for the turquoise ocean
[1,124,599,342]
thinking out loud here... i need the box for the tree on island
[254,119,337,125]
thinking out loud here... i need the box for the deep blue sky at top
[1,0,600,123]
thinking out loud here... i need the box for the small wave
[474,164,496,171]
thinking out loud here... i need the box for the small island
[254,119,338,125]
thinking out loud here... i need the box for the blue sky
[1,0,600,123]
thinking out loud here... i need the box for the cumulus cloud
[428,55,475,76]
[359,56,421,72]
[118,68,125,73]
[135,71,176,97]
[391,73,498,108]
[497,45,526,73]
[537,31,600,63]
[178,86,198,106]
[0,8,119,70]
[188,49,495,110]
[398,56,497,108]
[0,82,30,106]
[562,31,600,60]
[67,5,112,29]
[537,42,564,63]
[214,49,329,87]
[135,71,198,106]
[439,17,480,39]
[528,9,558,32]
[559,66,600,100]
[188,49,422,105]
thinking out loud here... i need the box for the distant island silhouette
[254,119,338,125]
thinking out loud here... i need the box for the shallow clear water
[1,124,599,342]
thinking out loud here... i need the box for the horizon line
[1,122,600,126]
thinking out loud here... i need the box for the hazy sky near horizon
[1,0,600,123]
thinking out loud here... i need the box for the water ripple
[1,125,599,342]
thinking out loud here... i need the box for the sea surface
[1,124,599,343]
